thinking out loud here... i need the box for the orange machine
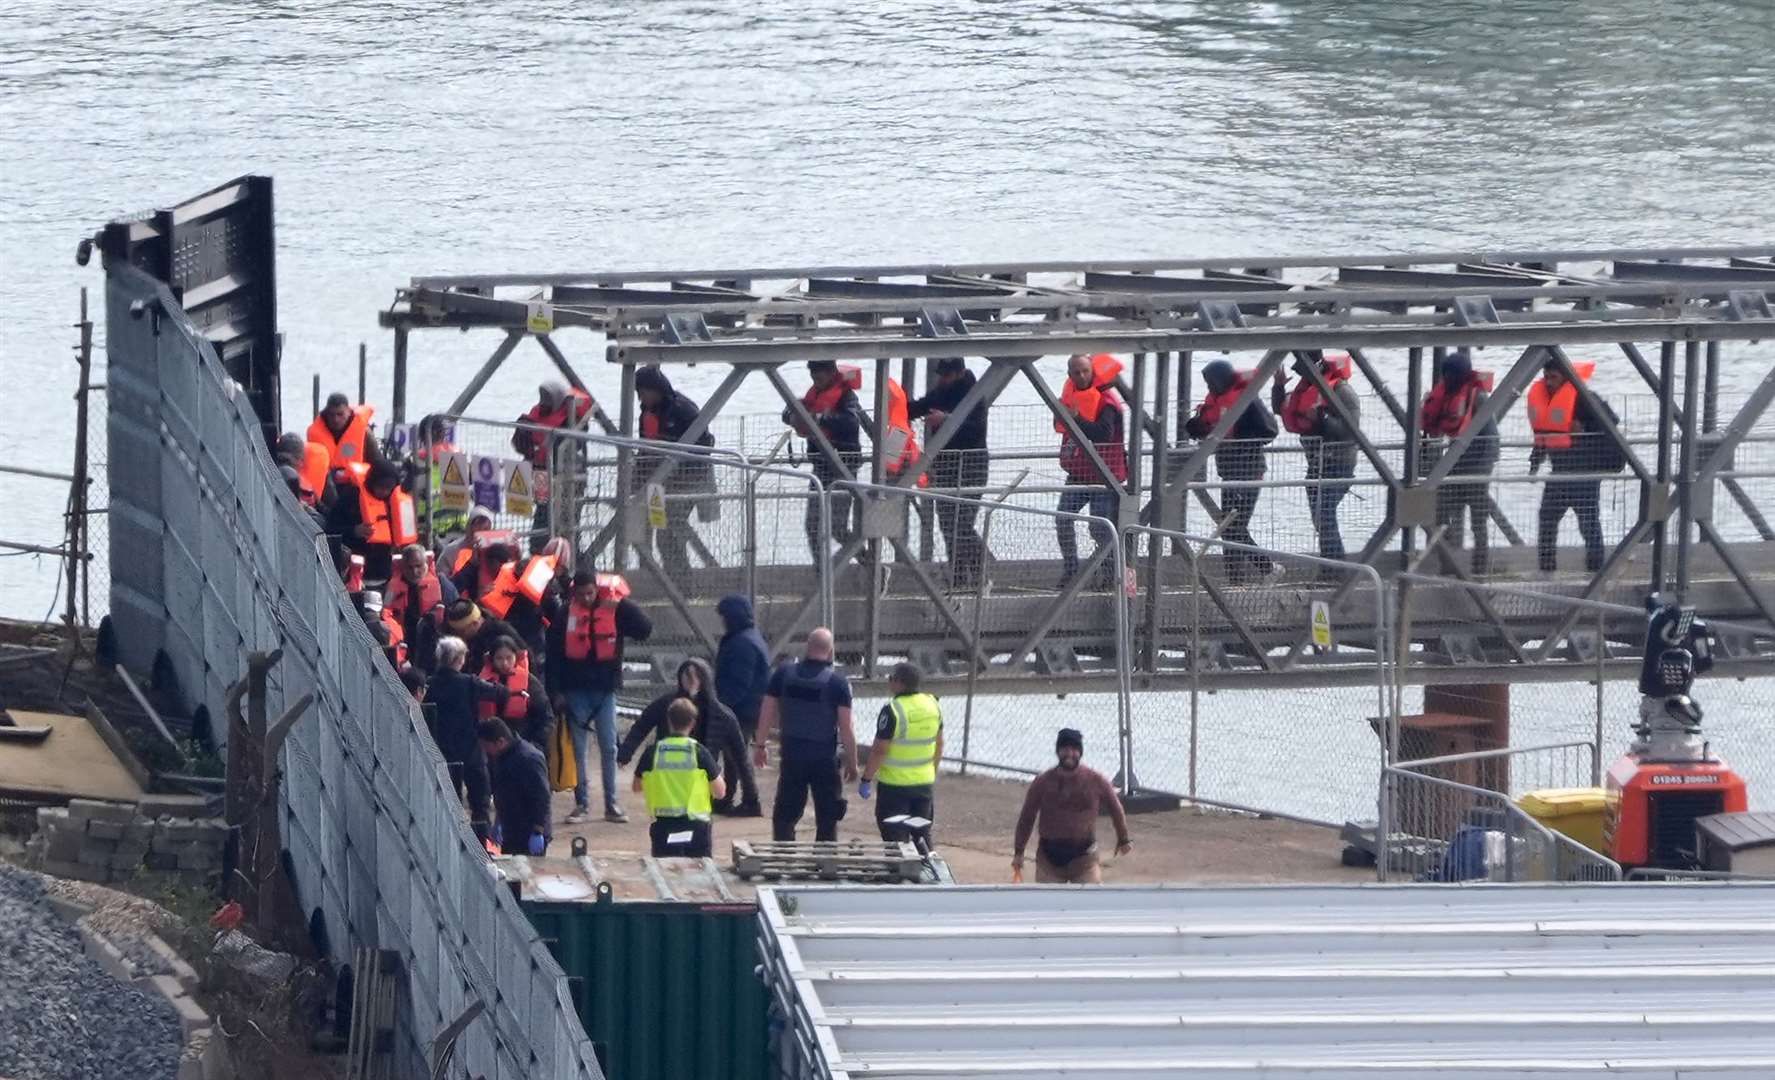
[1601,596,1749,871]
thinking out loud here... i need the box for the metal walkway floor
[757,882,1775,1078]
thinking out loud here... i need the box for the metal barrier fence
[102,265,606,1079]
[1121,524,1394,826]
[1379,767,1622,883]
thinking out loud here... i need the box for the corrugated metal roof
[756,883,1775,1079]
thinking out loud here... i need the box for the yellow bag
[549,718,578,793]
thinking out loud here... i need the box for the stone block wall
[29,795,226,886]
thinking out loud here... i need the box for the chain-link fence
[102,265,606,1080]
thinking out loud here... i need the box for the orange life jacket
[1420,370,1495,438]
[1527,361,1597,450]
[343,462,418,548]
[1280,354,1353,436]
[385,562,444,628]
[477,653,532,722]
[1056,355,1129,483]
[517,388,593,467]
[478,561,521,619]
[882,379,928,487]
[476,552,556,620]
[1055,354,1125,431]
[1194,369,1266,430]
[377,608,409,667]
[296,443,331,506]
[791,365,864,438]
[308,405,375,469]
[564,574,630,662]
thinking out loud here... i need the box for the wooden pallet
[732,839,925,883]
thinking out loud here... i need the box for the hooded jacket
[618,657,750,775]
[634,366,715,487]
[1423,350,1500,477]
[1186,360,1279,481]
[714,594,773,725]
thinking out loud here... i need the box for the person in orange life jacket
[439,506,497,583]
[619,657,760,816]
[633,365,716,578]
[358,588,405,669]
[429,635,511,842]
[309,392,389,471]
[906,357,991,587]
[452,538,517,612]
[444,598,522,675]
[546,569,653,824]
[479,636,554,750]
[630,699,727,857]
[754,627,859,843]
[1185,360,1281,584]
[1272,351,1362,564]
[1420,349,1501,574]
[276,432,337,512]
[782,361,869,563]
[325,461,415,582]
[384,543,458,673]
[513,380,593,552]
[1055,354,1127,591]
[494,537,571,671]
[1527,358,1616,574]
[478,717,553,857]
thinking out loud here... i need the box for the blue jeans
[1056,488,1116,576]
[564,688,619,811]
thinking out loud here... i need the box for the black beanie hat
[1056,727,1084,752]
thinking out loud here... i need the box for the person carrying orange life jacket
[1272,351,1361,562]
[1419,350,1500,574]
[882,379,929,487]
[308,393,380,469]
[512,381,594,470]
[483,548,561,660]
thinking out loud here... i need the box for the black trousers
[1219,484,1273,583]
[1304,457,1353,562]
[650,818,713,858]
[804,483,861,561]
[933,451,989,586]
[447,754,491,841]
[875,783,934,846]
[773,755,846,842]
[719,711,762,812]
[1538,478,1604,572]
[1435,479,1491,573]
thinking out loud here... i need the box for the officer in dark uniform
[752,627,860,842]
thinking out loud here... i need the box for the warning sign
[505,460,535,517]
[645,483,668,529]
[471,455,502,511]
[526,302,554,335]
[1310,600,1333,649]
[437,451,470,512]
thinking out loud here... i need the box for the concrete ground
[549,759,1367,885]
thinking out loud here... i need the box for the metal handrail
[1379,765,1623,882]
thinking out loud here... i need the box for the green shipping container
[513,853,770,1080]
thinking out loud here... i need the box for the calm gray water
[5,0,1774,608]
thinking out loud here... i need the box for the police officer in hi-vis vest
[633,697,728,857]
[858,662,943,847]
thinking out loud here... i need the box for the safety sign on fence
[645,483,668,529]
[505,460,536,517]
[437,451,471,512]
[471,455,503,511]
[1311,599,1333,649]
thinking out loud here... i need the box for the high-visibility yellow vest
[641,736,712,821]
[876,693,940,787]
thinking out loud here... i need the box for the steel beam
[446,330,523,416]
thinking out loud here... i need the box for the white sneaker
[564,807,590,825]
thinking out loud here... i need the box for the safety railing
[1392,740,1602,798]
[102,265,606,1079]
[1379,767,1622,883]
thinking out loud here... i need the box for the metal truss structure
[380,246,1775,692]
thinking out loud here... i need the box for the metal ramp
[757,882,1775,1078]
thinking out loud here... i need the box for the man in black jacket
[546,570,653,824]
[428,635,510,842]
[618,657,760,816]
[784,360,868,563]
[1272,352,1362,564]
[634,366,716,577]
[479,718,553,856]
[907,357,990,587]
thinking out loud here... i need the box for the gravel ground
[0,863,181,1080]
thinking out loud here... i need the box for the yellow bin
[1517,787,1610,853]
